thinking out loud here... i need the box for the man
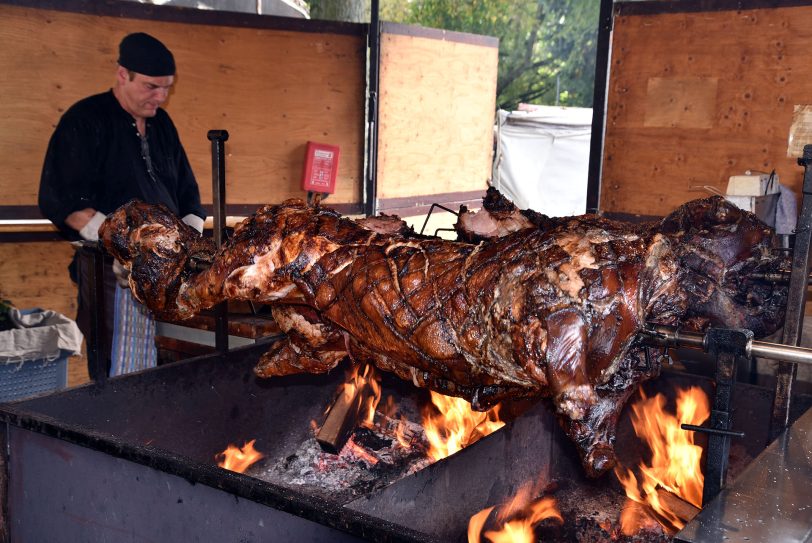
[38,32,205,380]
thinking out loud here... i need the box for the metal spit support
[770,144,812,440]
[699,328,751,505]
[641,323,812,504]
[207,130,229,354]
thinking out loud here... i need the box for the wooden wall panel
[602,5,812,216]
[377,24,498,200]
[0,240,88,386]
[0,242,76,319]
[0,3,366,209]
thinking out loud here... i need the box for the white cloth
[182,213,204,233]
[0,308,83,364]
[492,107,592,217]
[78,211,107,241]
[776,183,798,236]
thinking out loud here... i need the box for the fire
[216,439,264,473]
[615,386,710,534]
[467,483,563,543]
[344,363,382,426]
[423,391,505,461]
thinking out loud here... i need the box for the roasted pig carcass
[100,195,787,477]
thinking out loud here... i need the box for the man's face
[116,67,174,120]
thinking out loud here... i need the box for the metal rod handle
[681,423,745,439]
[640,324,812,367]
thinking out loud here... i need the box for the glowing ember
[380,395,414,448]
[467,483,563,543]
[423,391,505,461]
[216,439,265,473]
[346,440,380,465]
[615,386,710,534]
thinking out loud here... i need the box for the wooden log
[654,486,701,525]
[316,378,371,454]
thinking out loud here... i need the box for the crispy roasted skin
[101,195,787,477]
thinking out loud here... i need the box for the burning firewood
[316,379,372,454]
[654,486,701,526]
[316,364,380,454]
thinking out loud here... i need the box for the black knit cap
[117,32,176,76]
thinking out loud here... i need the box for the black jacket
[38,90,205,240]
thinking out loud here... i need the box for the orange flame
[467,483,563,543]
[341,363,381,427]
[216,439,264,473]
[615,386,710,534]
[423,391,505,461]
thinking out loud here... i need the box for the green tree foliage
[381,0,598,110]
[310,0,367,22]
[308,0,598,110]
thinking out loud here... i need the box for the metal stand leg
[207,130,229,355]
[0,422,8,542]
[87,245,107,384]
[770,144,812,440]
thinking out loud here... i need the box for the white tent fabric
[492,106,592,217]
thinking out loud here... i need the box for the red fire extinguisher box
[301,141,340,194]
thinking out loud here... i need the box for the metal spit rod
[640,324,812,366]
[750,271,812,285]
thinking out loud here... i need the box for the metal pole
[87,244,107,384]
[207,130,229,354]
[770,144,812,440]
[364,0,380,217]
[585,0,613,213]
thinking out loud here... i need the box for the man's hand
[66,208,106,241]
[112,260,131,289]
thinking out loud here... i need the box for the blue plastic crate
[0,351,69,403]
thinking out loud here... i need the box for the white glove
[112,259,131,289]
[78,211,107,241]
[182,214,204,234]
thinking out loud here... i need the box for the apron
[110,285,157,376]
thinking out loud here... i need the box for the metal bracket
[419,203,459,236]
[686,328,752,506]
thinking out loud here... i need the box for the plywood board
[602,5,812,216]
[377,25,498,200]
[0,3,366,211]
[0,242,77,319]
[644,77,718,129]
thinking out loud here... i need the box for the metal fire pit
[0,342,808,542]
